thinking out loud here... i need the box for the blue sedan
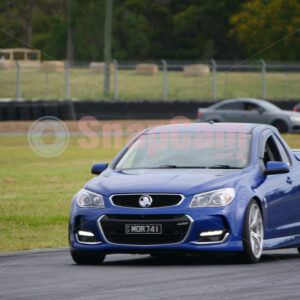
[69,123,300,264]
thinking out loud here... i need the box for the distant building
[0,48,41,69]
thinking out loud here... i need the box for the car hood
[275,110,300,117]
[84,168,244,197]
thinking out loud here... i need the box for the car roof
[215,98,272,106]
[146,122,270,134]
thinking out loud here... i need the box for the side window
[273,135,291,165]
[216,102,242,110]
[243,102,261,112]
[262,136,281,166]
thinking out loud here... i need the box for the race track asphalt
[0,248,299,300]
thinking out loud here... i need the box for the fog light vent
[198,230,228,243]
[76,230,98,243]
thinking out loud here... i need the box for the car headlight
[290,116,300,123]
[76,189,105,208]
[190,188,235,208]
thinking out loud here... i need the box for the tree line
[0,0,299,62]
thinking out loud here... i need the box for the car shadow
[260,252,300,263]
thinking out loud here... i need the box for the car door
[214,101,243,122]
[242,101,267,124]
[271,134,300,236]
[260,133,299,238]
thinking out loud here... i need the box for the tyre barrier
[43,102,59,118]
[0,103,7,121]
[17,102,32,120]
[58,101,76,120]
[6,104,18,120]
[0,99,299,121]
[73,100,211,120]
[0,101,76,121]
[31,101,45,120]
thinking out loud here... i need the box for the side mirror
[264,161,289,176]
[91,163,108,175]
[257,107,264,114]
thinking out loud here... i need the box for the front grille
[99,214,191,245]
[110,194,183,208]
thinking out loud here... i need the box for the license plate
[125,224,162,234]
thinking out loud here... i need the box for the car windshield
[260,101,281,112]
[115,132,251,170]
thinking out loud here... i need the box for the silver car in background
[197,98,300,133]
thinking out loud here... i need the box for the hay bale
[136,64,158,75]
[19,60,41,68]
[41,61,65,72]
[16,60,41,72]
[89,62,114,72]
[183,64,210,76]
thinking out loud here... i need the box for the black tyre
[43,102,59,118]
[298,248,300,255]
[207,118,220,123]
[240,200,264,264]
[0,104,6,121]
[6,104,18,120]
[31,102,45,119]
[58,101,76,120]
[271,120,288,133]
[71,251,105,265]
[18,103,32,120]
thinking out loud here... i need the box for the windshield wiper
[157,165,179,168]
[157,165,207,169]
[208,164,242,169]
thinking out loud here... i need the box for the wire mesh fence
[0,60,299,100]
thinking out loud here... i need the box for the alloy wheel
[249,203,264,259]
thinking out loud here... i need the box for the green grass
[1,133,300,252]
[0,136,122,252]
[0,69,299,100]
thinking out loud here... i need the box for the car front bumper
[69,206,244,254]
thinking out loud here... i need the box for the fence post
[16,61,21,100]
[223,72,228,99]
[65,60,70,100]
[161,59,168,101]
[103,0,113,97]
[261,59,266,99]
[113,59,119,100]
[211,59,217,100]
[285,73,289,100]
[45,72,49,99]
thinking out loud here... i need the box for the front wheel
[71,251,106,265]
[271,120,288,133]
[240,200,264,263]
[207,119,220,123]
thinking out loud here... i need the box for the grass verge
[0,136,121,252]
